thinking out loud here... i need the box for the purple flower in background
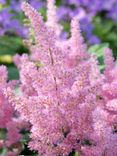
[108,5,117,21]
[0,0,44,37]
[0,9,12,34]
[0,9,11,25]
[0,0,117,44]
[10,0,21,12]
[0,8,27,37]
[58,0,117,44]
[29,0,45,10]
[0,0,5,4]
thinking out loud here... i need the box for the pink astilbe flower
[46,0,63,36]
[70,16,87,58]
[5,1,117,156]
[104,48,115,80]
[0,66,29,156]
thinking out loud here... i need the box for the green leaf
[39,8,47,21]
[8,66,19,80]
[56,0,62,6]
[88,43,109,72]
[93,17,113,36]
[93,16,117,57]
[61,21,70,32]
[0,148,7,156]
[72,152,80,156]
[0,36,23,56]
[0,129,7,140]
[88,43,109,56]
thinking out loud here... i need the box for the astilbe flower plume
[5,1,117,156]
[0,66,29,156]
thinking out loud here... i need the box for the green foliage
[20,144,38,156]
[0,36,22,56]
[8,65,19,80]
[93,16,117,58]
[56,0,62,6]
[72,152,80,156]
[0,147,7,156]
[0,129,7,140]
[88,43,109,71]
[0,35,28,56]
[0,35,28,80]
[39,8,47,21]
[61,21,70,33]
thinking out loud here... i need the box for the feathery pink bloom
[0,66,29,155]
[5,1,117,156]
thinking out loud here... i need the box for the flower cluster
[4,1,117,156]
[0,66,29,156]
